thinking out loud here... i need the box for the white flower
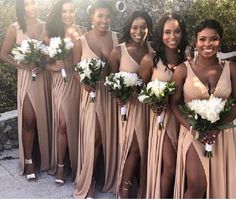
[64,38,74,50]
[188,95,226,123]
[138,94,149,102]
[119,72,142,87]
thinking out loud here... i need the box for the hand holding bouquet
[47,37,74,82]
[12,39,47,80]
[75,58,106,102]
[104,71,142,121]
[138,79,175,129]
[180,95,235,158]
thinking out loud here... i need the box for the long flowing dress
[14,22,51,175]
[49,29,84,179]
[116,43,151,198]
[174,61,236,198]
[73,31,119,198]
[146,59,179,198]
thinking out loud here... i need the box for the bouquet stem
[61,68,67,82]
[90,91,96,103]
[157,111,165,130]
[121,105,127,121]
[204,143,213,158]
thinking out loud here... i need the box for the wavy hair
[152,13,188,67]
[46,0,74,38]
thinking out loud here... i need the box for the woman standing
[0,0,51,181]
[108,11,153,198]
[139,13,188,198]
[170,19,236,198]
[45,0,86,186]
[73,1,119,198]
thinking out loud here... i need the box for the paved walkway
[0,149,115,199]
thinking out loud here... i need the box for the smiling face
[61,2,75,27]
[196,28,221,58]
[24,0,38,19]
[130,17,148,44]
[162,18,182,50]
[91,7,111,32]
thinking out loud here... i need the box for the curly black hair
[46,0,74,38]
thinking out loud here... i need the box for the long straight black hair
[152,13,188,67]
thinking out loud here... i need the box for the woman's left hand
[32,67,43,75]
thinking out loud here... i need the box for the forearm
[0,53,24,69]
[223,105,236,123]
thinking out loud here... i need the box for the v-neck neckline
[188,62,225,96]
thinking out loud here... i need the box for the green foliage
[0,62,17,113]
[0,1,17,112]
[182,0,236,51]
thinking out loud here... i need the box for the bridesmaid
[170,19,236,198]
[73,1,119,198]
[0,0,51,181]
[108,11,153,198]
[139,13,188,198]
[45,0,86,186]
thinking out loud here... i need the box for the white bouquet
[138,79,175,129]
[180,95,235,158]
[75,58,106,102]
[47,37,74,82]
[104,71,142,121]
[12,39,47,80]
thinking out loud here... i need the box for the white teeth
[169,41,176,44]
[204,49,212,52]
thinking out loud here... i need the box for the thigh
[185,144,207,190]
[22,94,36,128]
[162,133,176,170]
[59,106,66,132]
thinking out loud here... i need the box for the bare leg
[184,144,207,198]
[161,134,176,198]
[22,94,37,176]
[87,114,102,197]
[119,133,140,198]
[55,107,68,184]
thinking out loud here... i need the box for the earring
[91,22,94,29]
[193,48,198,64]
[217,48,222,64]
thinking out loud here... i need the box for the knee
[129,145,140,160]
[162,160,176,178]
[23,118,36,131]
[59,121,67,135]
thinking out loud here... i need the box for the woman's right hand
[151,104,166,115]
[55,60,64,71]
[116,98,127,106]
[85,85,95,93]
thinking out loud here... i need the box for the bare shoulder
[174,61,188,79]
[229,60,236,75]
[110,45,122,58]
[4,23,17,39]
[141,52,155,64]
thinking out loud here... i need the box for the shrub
[182,0,236,52]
